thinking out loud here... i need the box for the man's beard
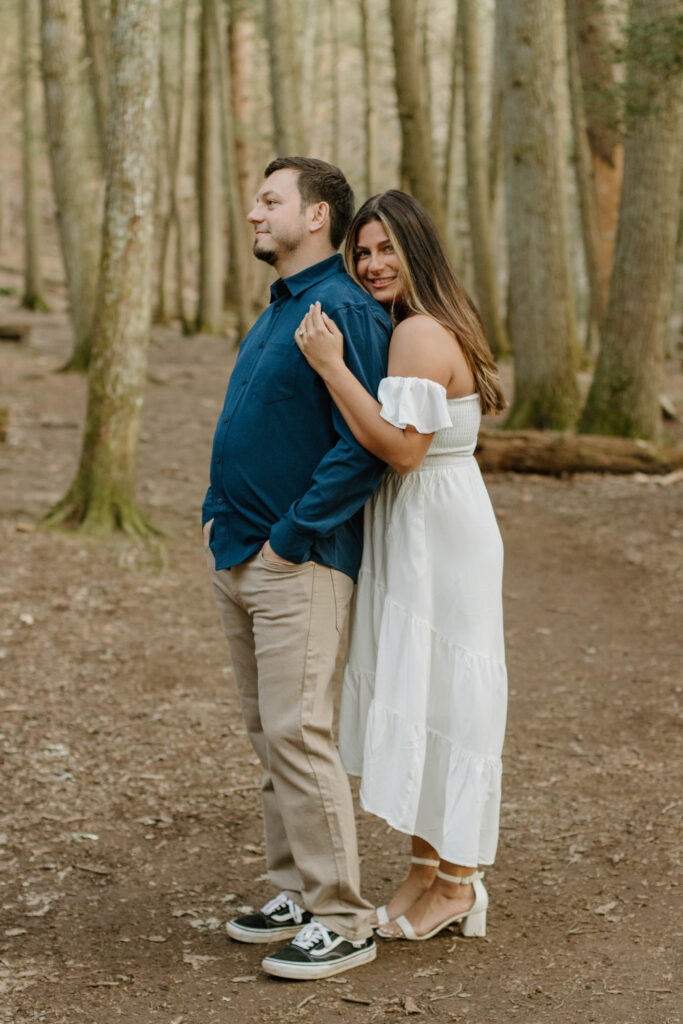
[253,240,278,266]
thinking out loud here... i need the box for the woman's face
[354,219,403,306]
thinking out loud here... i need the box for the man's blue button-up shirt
[202,254,392,581]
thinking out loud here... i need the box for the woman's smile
[355,220,403,305]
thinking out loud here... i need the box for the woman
[295,191,507,942]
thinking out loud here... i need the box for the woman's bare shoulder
[388,315,456,384]
[390,314,454,352]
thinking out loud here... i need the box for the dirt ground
[1,296,681,1024]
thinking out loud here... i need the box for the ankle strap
[411,856,439,867]
[436,868,479,885]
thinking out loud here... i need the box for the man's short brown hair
[264,157,355,250]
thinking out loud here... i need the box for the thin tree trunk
[40,0,102,371]
[443,3,462,253]
[359,0,378,199]
[499,0,579,430]
[566,0,603,352]
[580,0,683,440]
[45,0,161,536]
[488,0,503,209]
[461,0,508,358]
[81,0,109,170]
[389,0,443,226]
[20,0,47,311]
[574,0,624,319]
[228,3,254,219]
[157,0,189,330]
[196,0,224,333]
[265,0,304,154]
[329,0,341,167]
[209,0,251,342]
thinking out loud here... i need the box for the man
[202,158,391,980]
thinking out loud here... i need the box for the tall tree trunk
[40,0,102,371]
[20,0,47,311]
[209,0,251,342]
[499,0,579,430]
[443,3,463,254]
[574,0,624,320]
[389,0,443,226]
[359,0,378,199]
[228,2,254,218]
[46,0,161,536]
[580,0,683,440]
[196,0,224,333]
[461,0,508,358]
[265,0,304,154]
[80,0,109,170]
[329,0,341,167]
[566,0,603,352]
[157,0,189,330]
[488,0,503,209]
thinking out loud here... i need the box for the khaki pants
[206,547,373,940]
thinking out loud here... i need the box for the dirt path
[1,309,681,1023]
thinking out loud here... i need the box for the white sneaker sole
[225,920,304,943]
[261,942,377,980]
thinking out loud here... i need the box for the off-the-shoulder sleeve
[377,376,452,433]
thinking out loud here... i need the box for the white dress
[339,377,507,867]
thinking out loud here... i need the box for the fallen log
[0,324,30,343]
[475,429,683,475]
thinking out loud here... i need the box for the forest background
[0,1,682,1022]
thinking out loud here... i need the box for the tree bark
[81,0,109,170]
[566,0,603,353]
[228,2,255,218]
[209,0,251,342]
[498,0,580,429]
[580,0,683,441]
[20,0,47,311]
[196,0,224,333]
[461,0,508,358]
[157,0,190,330]
[265,0,305,154]
[389,0,443,225]
[574,0,624,319]
[443,3,463,253]
[40,0,102,371]
[45,0,161,536]
[359,0,378,199]
[475,429,683,475]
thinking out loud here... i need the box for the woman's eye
[383,244,394,253]
[355,251,369,260]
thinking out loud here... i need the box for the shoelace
[292,920,332,950]
[261,893,304,924]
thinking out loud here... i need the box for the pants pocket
[330,568,353,633]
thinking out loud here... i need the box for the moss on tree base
[44,485,159,540]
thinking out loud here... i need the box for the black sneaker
[261,920,377,980]
[225,893,312,943]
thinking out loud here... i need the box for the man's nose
[247,205,262,223]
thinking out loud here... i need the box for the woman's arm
[296,304,454,475]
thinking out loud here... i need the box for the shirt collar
[269,253,344,303]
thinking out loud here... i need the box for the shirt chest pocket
[257,340,301,404]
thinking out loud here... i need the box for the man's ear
[308,201,330,235]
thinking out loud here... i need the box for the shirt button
[217,497,224,504]
[214,456,221,464]
[223,417,230,424]
[241,379,247,386]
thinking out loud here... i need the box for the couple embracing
[202,158,507,981]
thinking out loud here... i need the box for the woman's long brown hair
[344,190,506,415]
